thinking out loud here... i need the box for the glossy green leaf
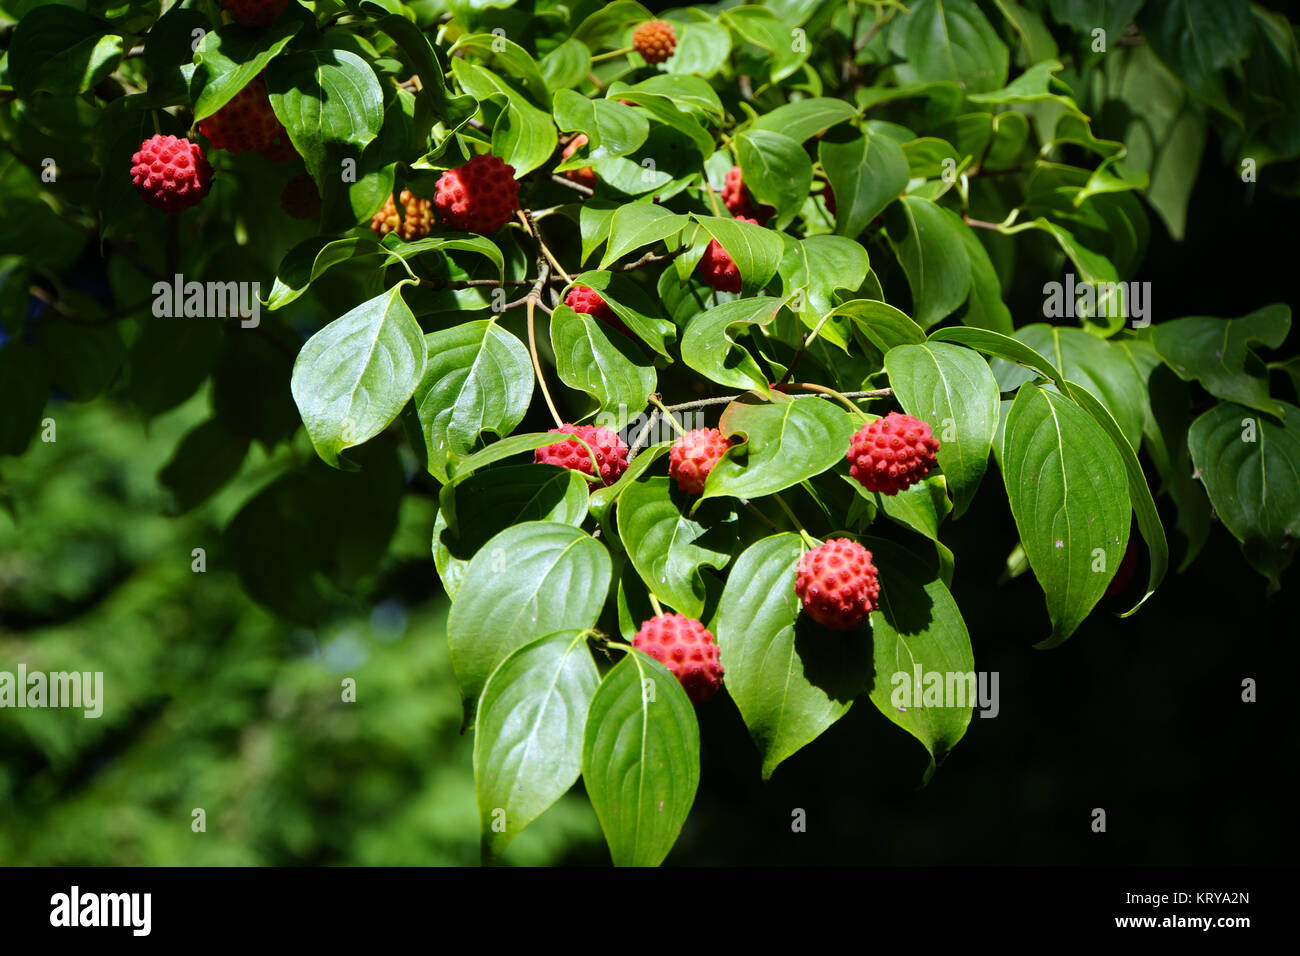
[434,465,590,599]
[414,320,533,482]
[751,98,859,143]
[291,283,426,468]
[703,393,857,503]
[713,533,868,779]
[891,0,1009,94]
[475,630,600,859]
[819,133,909,239]
[1188,401,1300,590]
[582,650,699,867]
[10,6,124,97]
[549,305,655,428]
[1151,305,1291,420]
[885,342,1000,518]
[448,521,611,712]
[1001,384,1131,647]
[680,296,786,391]
[736,129,813,228]
[617,476,733,618]
[599,203,689,270]
[692,215,785,295]
[883,196,971,329]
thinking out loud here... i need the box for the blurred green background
[0,393,603,865]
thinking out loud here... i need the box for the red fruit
[564,285,630,336]
[795,538,880,631]
[722,165,774,225]
[280,173,320,220]
[370,190,435,241]
[534,424,629,486]
[221,0,289,27]
[434,153,520,234]
[632,613,724,703]
[846,412,940,495]
[694,216,757,293]
[198,75,285,154]
[129,134,213,214]
[632,19,678,64]
[562,134,596,188]
[669,428,731,495]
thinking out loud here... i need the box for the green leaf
[581,649,699,867]
[121,317,223,420]
[565,270,676,358]
[665,20,732,77]
[266,49,386,226]
[692,215,785,295]
[1001,384,1131,647]
[540,39,593,93]
[883,196,972,329]
[158,419,249,515]
[1099,45,1205,239]
[1063,381,1168,614]
[967,59,1084,115]
[363,6,477,133]
[863,537,975,775]
[474,630,600,860]
[928,326,1066,390]
[885,342,1000,518]
[10,6,123,97]
[818,133,909,239]
[1150,305,1291,420]
[891,0,1009,94]
[778,235,871,350]
[413,319,533,482]
[0,344,49,456]
[607,88,715,161]
[434,465,590,599]
[448,521,611,713]
[953,221,1014,334]
[1047,0,1143,47]
[703,393,857,502]
[451,32,550,105]
[599,203,689,270]
[448,432,582,482]
[1140,0,1253,118]
[713,533,869,779]
[553,92,649,166]
[191,18,300,120]
[680,296,785,391]
[549,304,655,428]
[617,476,733,618]
[830,299,927,353]
[1188,402,1300,591]
[267,235,383,311]
[572,1,654,47]
[451,60,557,176]
[992,324,1146,451]
[735,129,813,228]
[290,283,427,468]
[751,98,859,143]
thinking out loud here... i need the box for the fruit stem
[526,296,563,427]
[592,46,636,62]
[740,499,783,534]
[647,395,686,437]
[772,493,820,549]
[789,382,872,422]
[647,593,664,616]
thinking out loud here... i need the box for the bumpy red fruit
[198,76,285,154]
[722,165,773,225]
[280,173,321,220]
[669,428,731,495]
[795,538,880,631]
[847,412,940,495]
[632,19,678,64]
[434,154,519,234]
[694,216,757,293]
[564,285,630,336]
[562,134,597,188]
[129,135,213,214]
[221,0,288,27]
[534,424,629,486]
[632,614,724,703]
[370,190,435,241]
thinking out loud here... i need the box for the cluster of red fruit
[531,410,939,700]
